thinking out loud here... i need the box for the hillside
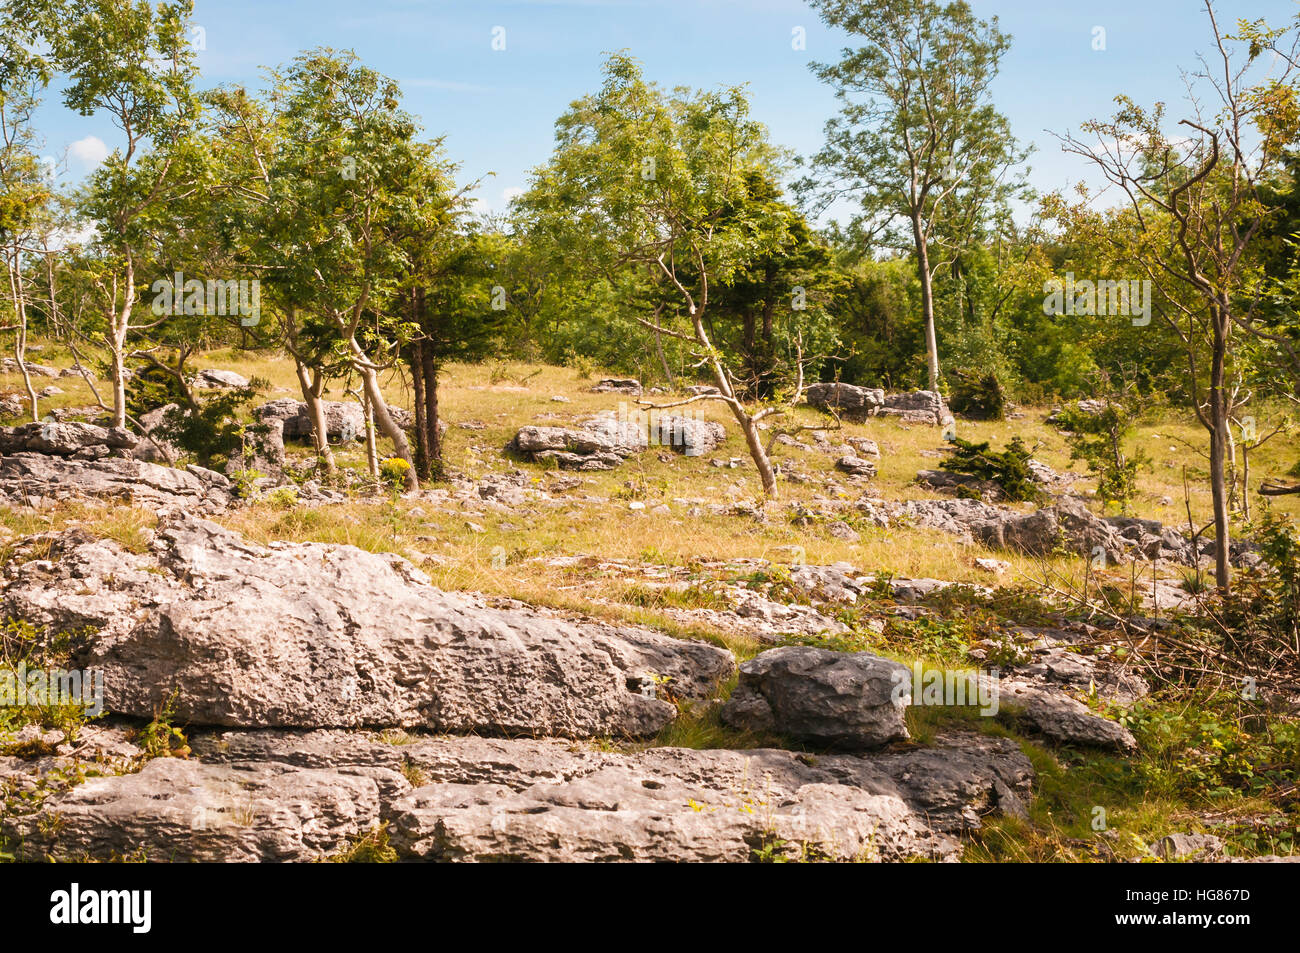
[2,347,1298,864]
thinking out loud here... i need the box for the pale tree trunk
[361,389,379,479]
[352,348,417,490]
[293,357,336,474]
[912,214,941,394]
[108,256,135,430]
[6,247,38,422]
[1209,304,1232,593]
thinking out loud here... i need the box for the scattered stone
[721,646,911,749]
[192,368,250,389]
[836,454,877,478]
[827,520,861,541]
[591,377,641,396]
[1150,833,1224,861]
[1,358,58,377]
[847,437,880,457]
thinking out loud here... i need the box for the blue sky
[33,0,1300,220]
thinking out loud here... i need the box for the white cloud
[502,187,525,205]
[48,220,100,251]
[68,135,109,169]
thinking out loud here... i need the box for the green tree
[805,0,1029,395]
[1058,1,1300,592]
[519,53,817,496]
[53,0,200,428]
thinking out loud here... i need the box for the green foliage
[948,368,1007,420]
[1123,690,1300,805]
[1058,397,1146,514]
[329,823,398,863]
[942,435,1042,502]
[124,364,185,419]
[1219,510,1300,659]
[0,619,96,742]
[152,382,264,468]
[136,692,190,760]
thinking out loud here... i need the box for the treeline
[2,1,1300,583]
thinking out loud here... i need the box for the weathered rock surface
[508,412,725,469]
[0,421,136,457]
[0,454,232,510]
[1,514,734,737]
[590,377,642,396]
[807,384,951,425]
[995,677,1137,752]
[5,756,392,862]
[256,399,416,443]
[806,382,884,422]
[1150,832,1224,861]
[388,732,1031,862]
[836,454,877,478]
[4,729,1034,862]
[973,496,1128,564]
[880,390,951,426]
[192,368,250,390]
[131,404,180,463]
[1,357,58,377]
[721,646,911,749]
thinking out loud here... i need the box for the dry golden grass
[4,344,1298,609]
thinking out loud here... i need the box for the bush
[153,385,263,469]
[1058,399,1145,513]
[942,435,1042,503]
[948,368,1007,420]
[1220,509,1300,661]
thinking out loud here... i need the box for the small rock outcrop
[0,454,232,511]
[3,729,1034,862]
[255,399,416,443]
[807,384,951,425]
[508,412,725,469]
[806,382,884,422]
[721,646,911,749]
[192,368,250,389]
[0,421,136,458]
[591,378,642,396]
[2,514,735,738]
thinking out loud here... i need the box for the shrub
[1059,400,1145,513]
[948,368,1007,420]
[942,436,1042,503]
[380,456,412,489]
